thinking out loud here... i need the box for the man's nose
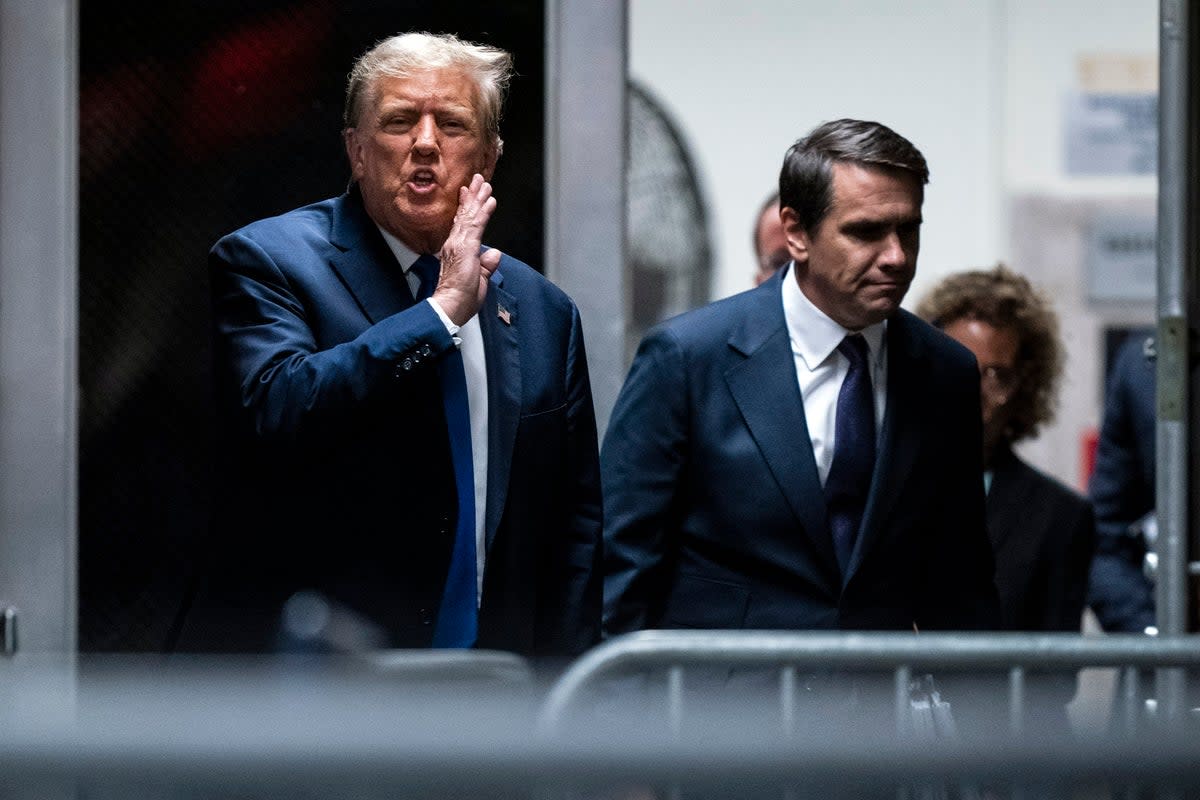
[879,231,910,270]
[412,115,438,153]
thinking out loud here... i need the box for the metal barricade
[0,644,1198,798]
[538,630,1200,737]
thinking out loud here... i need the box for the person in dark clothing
[918,265,1096,733]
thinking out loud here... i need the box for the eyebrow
[376,99,476,118]
[841,213,923,228]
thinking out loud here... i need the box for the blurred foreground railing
[0,635,1199,798]
[540,630,1200,738]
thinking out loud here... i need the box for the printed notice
[1064,92,1157,176]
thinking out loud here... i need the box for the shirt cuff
[426,298,463,347]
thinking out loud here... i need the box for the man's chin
[387,205,453,247]
[853,298,902,328]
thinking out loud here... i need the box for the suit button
[419,344,433,357]
[419,608,433,626]
[401,357,413,371]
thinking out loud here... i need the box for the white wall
[629,0,1006,303]
[1004,1,1158,195]
[629,0,1157,487]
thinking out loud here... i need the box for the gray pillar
[1155,0,1196,717]
[0,0,78,653]
[545,0,627,438]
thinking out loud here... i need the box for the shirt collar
[375,224,422,273]
[781,262,887,371]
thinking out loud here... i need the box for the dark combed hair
[915,264,1064,445]
[779,119,929,233]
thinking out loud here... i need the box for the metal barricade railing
[538,630,1200,738]
[358,649,535,685]
[0,645,1198,798]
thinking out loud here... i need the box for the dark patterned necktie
[411,254,477,647]
[824,334,876,575]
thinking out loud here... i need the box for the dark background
[79,0,545,651]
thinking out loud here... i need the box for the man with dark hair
[179,32,602,657]
[752,191,788,286]
[603,119,999,636]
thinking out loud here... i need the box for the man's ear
[343,128,364,181]
[480,138,501,181]
[780,206,810,265]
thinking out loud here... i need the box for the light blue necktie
[411,254,477,647]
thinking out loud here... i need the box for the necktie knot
[838,334,870,370]
[412,254,440,301]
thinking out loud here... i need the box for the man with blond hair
[180,32,602,658]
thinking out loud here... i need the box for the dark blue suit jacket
[179,188,602,656]
[987,447,1094,634]
[602,269,999,634]
[985,447,1095,730]
[1087,331,1156,633]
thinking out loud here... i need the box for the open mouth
[408,169,437,192]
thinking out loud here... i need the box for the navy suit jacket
[1087,331,1156,633]
[987,447,1094,633]
[602,269,999,635]
[179,188,602,656]
[985,447,1095,727]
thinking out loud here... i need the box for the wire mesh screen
[79,0,545,651]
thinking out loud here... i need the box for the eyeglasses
[980,365,1019,396]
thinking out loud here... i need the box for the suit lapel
[328,191,516,552]
[479,266,519,552]
[327,188,416,323]
[725,276,840,584]
[846,311,925,583]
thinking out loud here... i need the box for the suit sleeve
[538,302,604,655]
[1087,337,1156,633]
[211,230,455,440]
[601,327,689,636]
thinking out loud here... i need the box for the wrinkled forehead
[828,161,924,215]
[361,66,483,120]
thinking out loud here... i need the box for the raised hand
[431,173,503,326]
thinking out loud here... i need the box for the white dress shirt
[780,265,887,487]
[377,228,488,604]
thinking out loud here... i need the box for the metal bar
[0,0,79,654]
[1122,666,1140,739]
[779,664,796,739]
[5,664,1200,790]
[1007,666,1025,738]
[894,665,911,738]
[667,664,684,741]
[1,607,15,656]
[537,630,1200,731]
[544,0,627,436]
[667,665,683,800]
[1157,0,1193,722]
